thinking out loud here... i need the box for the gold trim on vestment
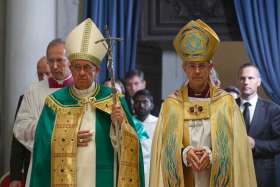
[69,84,100,101]
[68,53,101,67]
[46,91,140,187]
[95,93,140,187]
[184,101,210,120]
[117,117,140,187]
[160,83,219,187]
[81,19,91,53]
[150,83,256,187]
[94,93,123,114]
[46,97,84,187]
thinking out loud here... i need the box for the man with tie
[237,63,280,187]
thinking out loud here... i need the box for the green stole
[30,84,147,187]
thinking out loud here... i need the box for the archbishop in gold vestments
[149,84,256,187]
[149,18,256,187]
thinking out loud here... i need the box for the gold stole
[181,87,211,187]
[86,96,141,187]
[51,106,83,187]
[46,95,141,187]
[117,119,140,187]
[46,97,84,187]
[181,86,233,187]
[161,85,218,187]
[156,85,241,187]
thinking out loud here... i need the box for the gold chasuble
[149,84,257,187]
[30,85,146,187]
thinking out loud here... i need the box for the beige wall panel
[213,42,269,99]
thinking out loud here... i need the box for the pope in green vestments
[30,18,148,187]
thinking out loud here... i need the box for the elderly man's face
[37,57,51,81]
[183,61,212,90]
[47,44,70,80]
[70,60,99,90]
[126,76,146,96]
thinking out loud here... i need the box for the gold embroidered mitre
[65,18,108,67]
[173,19,220,63]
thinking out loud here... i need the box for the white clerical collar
[54,74,72,84]
[241,94,258,107]
[144,114,158,123]
[72,82,96,98]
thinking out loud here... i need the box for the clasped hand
[186,147,210,171]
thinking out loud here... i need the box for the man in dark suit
[237,63,280,187]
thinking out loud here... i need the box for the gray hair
[46,38,65,57]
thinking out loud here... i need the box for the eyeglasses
[71,64,95,72]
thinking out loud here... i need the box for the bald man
[9,56,51,187]
[36,56,51,81]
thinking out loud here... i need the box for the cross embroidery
[78,97,96,110]
[189,104,203,115]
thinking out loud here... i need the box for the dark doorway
[136,42,162,116]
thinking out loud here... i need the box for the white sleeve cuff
[202,146,212,163]
[182,146,193,167]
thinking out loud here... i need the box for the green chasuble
[30,84,148,187]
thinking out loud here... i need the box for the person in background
[104,79,125,94]
[13,38,73,187]
[133,89,157,139]
[149,19,256,187]
[124,69,146,113]
[237,63,280,187]
[36,56,51,81]
[9,56,52,187]
[133,89,157,187]
[224,85,240,99]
